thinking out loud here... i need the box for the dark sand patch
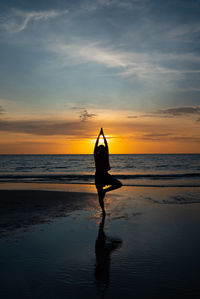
[0,190,98,238]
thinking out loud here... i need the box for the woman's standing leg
[97,187,106,216]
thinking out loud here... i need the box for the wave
[0,172,200,187]
[114,173,200,179]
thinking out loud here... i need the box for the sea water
[0,154,200,187]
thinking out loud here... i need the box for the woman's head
[97,145,106,156]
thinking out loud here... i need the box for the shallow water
[1,187,200,299]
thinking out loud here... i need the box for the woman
[94,128,122,215]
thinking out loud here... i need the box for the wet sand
[0,186,98,238]
[0,183,200,238]
[0,183,200,298]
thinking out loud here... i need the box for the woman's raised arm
[102,128,108,151]
[94,129,101,154]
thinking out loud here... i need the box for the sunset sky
[0,0,200,153]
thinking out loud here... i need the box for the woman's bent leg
[104,174,122,193]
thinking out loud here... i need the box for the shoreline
[1,181,200,190]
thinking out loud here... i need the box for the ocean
[0,154,200,187]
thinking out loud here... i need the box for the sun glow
[91,135,112,146]
[98,136,104,144]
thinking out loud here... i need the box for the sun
[98,136,104,144]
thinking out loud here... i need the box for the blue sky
[0,0,200,153]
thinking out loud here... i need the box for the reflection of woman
[95,216,122,296]
[94,128,122,215]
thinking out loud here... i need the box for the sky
[0,0,200,153]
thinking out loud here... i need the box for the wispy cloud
[79,109,97,122]
[2,9,68,33]
[83,0,139,11]
[0,105,5,114]
[49,41,128,68]
[138,132,172,141]
[157,106,200,116]
[127,106,200,119]
[48,41,167,82]
[0,119,92,136]
[136,132,200,143]
[167,23,200,39]
[47,40,200,85]
[127,115,139,118]
[0,115,163,136]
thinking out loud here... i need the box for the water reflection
[95,215,122,297]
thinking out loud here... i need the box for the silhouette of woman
[94,128,122,215]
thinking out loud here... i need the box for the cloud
[79,109,96,121]
[126,106,200,119]
[82,0,143,11]
[49,41,156,73]
[0,119,94,136]
[71,106,85,110]
[167,23,200,39]
[0,114,168,136]
[48,41,175,83]
[0,115,199,146]
[0,105,5,114]
[47,40,200,86]
[49,41,128,68]
[157,106,200,116]
[2,9,68,33]
[136,133,200,143]
[170,136,200,142]
[127,115,139,118]
[138,133,172,141]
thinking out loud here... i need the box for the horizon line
[0,153,200,155]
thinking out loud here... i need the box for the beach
[1,183,200,298]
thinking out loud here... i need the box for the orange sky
[0,109,200,154]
